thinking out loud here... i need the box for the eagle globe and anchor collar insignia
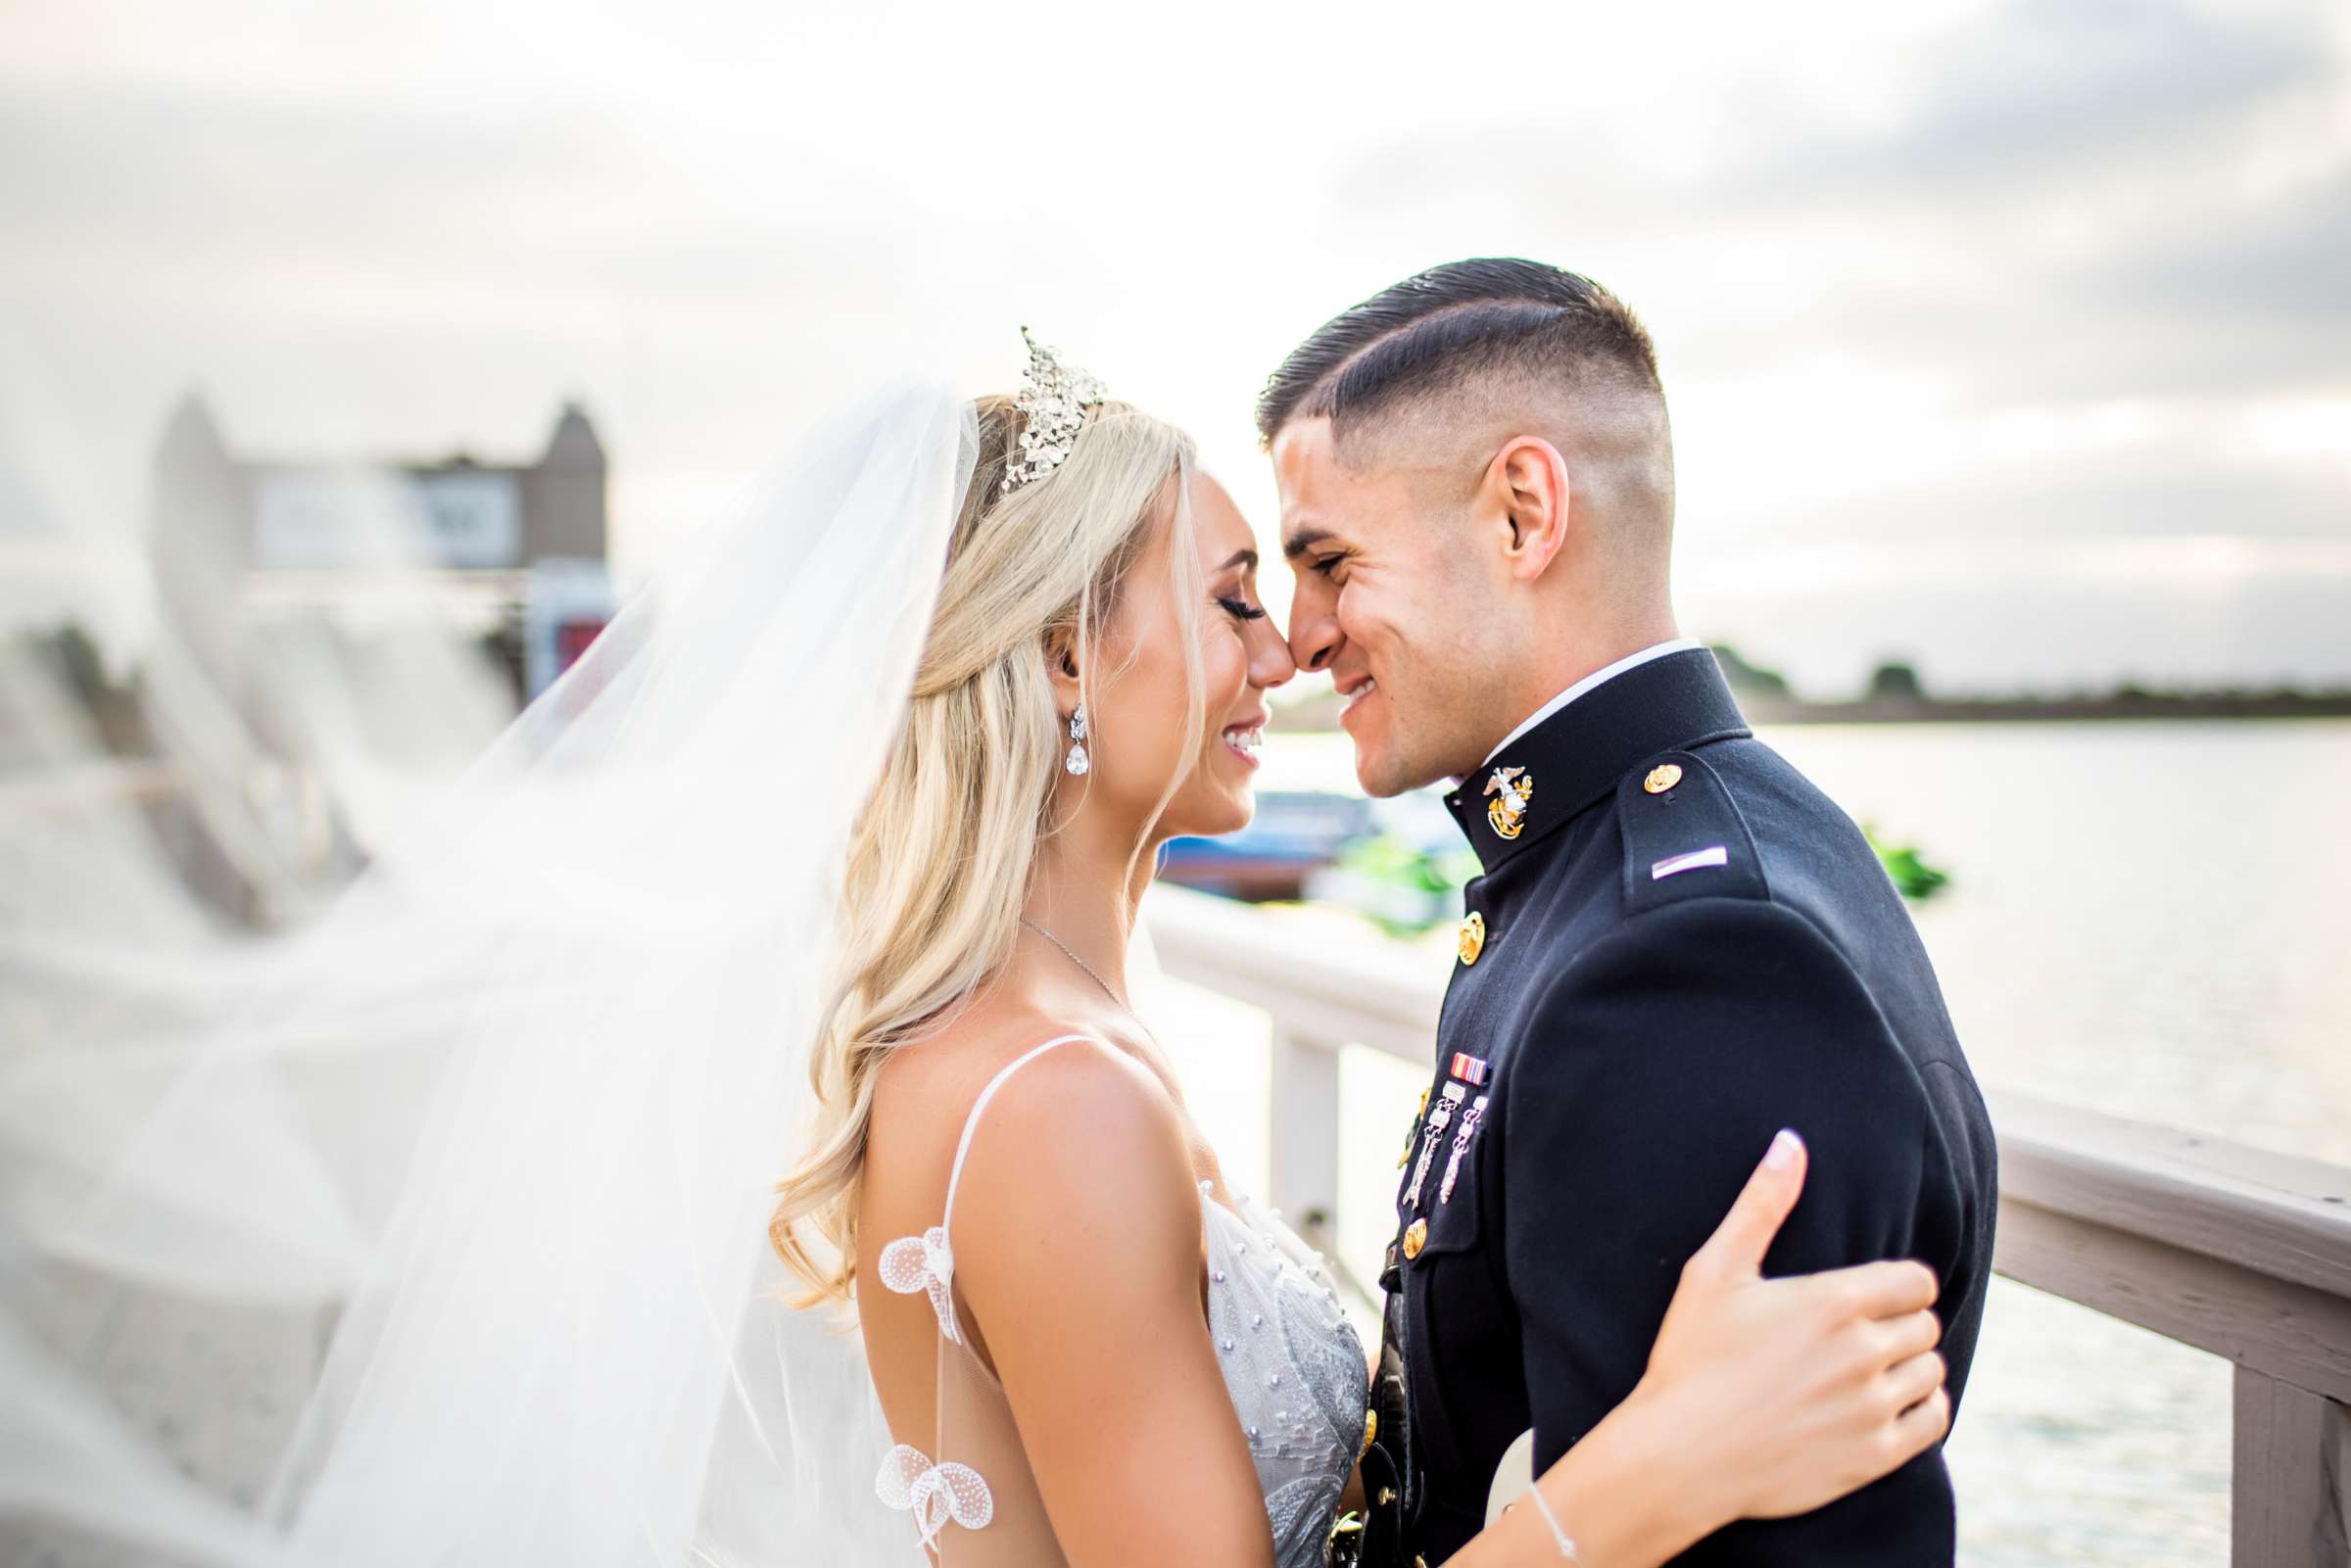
[1484,766,1533,840]
[1438,648,1754,879]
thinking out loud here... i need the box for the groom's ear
[1484,436,1572,584]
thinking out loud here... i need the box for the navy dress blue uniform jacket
[1373,648,1997,1565]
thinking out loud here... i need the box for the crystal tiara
[1003,326,1108,494]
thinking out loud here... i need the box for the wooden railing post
[1269,1028,1341,1244]
[2233,1366,2351,1567]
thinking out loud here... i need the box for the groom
[1259,261,1998,1565]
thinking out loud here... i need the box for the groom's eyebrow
[1281,527,1336,560]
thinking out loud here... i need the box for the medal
[1438,1094,1489,1205]
[1449,1052,1490,1088]
[1405,1084,1464,1210]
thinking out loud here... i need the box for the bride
[1,335,1944,1568]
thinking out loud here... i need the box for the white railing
[1143,885,2351,1568]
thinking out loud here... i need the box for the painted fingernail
[1764,1128,1800,1169]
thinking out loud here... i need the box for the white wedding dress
[874,1035,1370,1566]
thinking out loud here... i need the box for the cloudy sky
[4,0,2346,695]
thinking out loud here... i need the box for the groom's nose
[1287,594,1342,675]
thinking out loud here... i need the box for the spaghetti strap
[874,1033,1098,1350]
[869,1033,1100,1547]
[942,1033,1092,1228]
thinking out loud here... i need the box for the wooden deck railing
[1143,885,2351,1567]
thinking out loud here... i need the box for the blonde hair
[769,395,1203,1304]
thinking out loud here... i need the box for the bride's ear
[1043,626,1083,718]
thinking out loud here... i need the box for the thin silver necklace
[1019,916,1125,1006]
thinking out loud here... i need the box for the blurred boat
[1158,787,1471,923]
[1158,790,1375,900]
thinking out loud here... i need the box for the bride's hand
[1629,1128,1950,1522]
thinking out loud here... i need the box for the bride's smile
[1074,466,1296,843]
[1221,719,1266,767]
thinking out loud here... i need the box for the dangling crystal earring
[1064,703,1090,776]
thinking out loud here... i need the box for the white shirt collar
[1479,638,1705,768]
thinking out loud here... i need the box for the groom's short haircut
[1255,260,1672,526]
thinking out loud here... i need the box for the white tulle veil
[0,380,982,1564]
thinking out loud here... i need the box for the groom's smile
[1271,416,1494,799]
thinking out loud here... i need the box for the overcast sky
[4,0,2346,694]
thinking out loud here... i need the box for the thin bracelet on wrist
[1525,1483,1582,1562]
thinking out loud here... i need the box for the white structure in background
[144,397,615,923]
[524,556,618,700]
[154,395,612,705]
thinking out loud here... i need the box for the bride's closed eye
[1217,594,1268,623]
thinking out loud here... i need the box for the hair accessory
[1003,326,1108,493]
[1063,702,1090,776]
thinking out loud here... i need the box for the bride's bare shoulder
[871,989,1143,1132]
[867,996,1192,1232]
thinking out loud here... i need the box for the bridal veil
[2,380,986,1565]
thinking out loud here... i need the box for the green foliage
[1325,832,1481,936]
[1711,643,1794,699]
[1867,662,1927,702]
[1865,824,1950,901]
[1320,821,1950,927]
[1337,832,1479,896]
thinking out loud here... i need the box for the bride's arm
[949,1038,1277,1568]
[1450,1133,1950,1566]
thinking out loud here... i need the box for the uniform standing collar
[1440,647,1751,876]
[1478,637,1705,766]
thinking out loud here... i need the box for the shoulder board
[1616,748,1769,915]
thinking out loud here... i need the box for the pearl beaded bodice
[871,1036,1366,1565]
[1199,1183,1369,1568]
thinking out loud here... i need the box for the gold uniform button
[1644,762,1684,795]
[1457,910,1486,966]
[1402,1217,1429,1259]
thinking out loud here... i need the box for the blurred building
[152,395,613,708]
[137,397,617,924]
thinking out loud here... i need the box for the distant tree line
[1710,644,2351,723]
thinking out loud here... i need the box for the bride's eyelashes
[1217,594,1269,623]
